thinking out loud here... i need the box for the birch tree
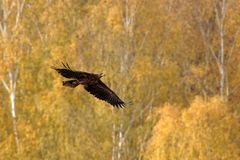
[191,0,235,101]
[0,0,26,152]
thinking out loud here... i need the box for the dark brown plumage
[52,63,125,108]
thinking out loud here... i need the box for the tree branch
[2,79,10,93]
[13,0,26,31]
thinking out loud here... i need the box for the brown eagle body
[52,63,125,108]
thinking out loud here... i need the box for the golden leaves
[1,0,240,159]
[107,6,123,32]
[145,97,240,160]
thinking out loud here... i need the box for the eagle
[52,63,125,108]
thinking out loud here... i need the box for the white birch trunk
[0,0,26,152]
[216,0,227,100]
[117,123,124,160]
[2,68,20,152]
[219,23,225,99]
[194,0,228,100]
[112,123,116,160]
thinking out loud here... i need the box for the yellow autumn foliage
[0,0,240,159]
[145,97,240,160]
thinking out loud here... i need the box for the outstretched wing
[84,80,125,108]
[52,63,90,79]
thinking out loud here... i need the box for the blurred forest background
[0,0,240,159]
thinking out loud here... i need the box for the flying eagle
[52,63,125,108]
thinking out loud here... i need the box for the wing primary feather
[62,62,72,70]
[62,62,67,68]
[66,63,72,70]
[84,82,125,108]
